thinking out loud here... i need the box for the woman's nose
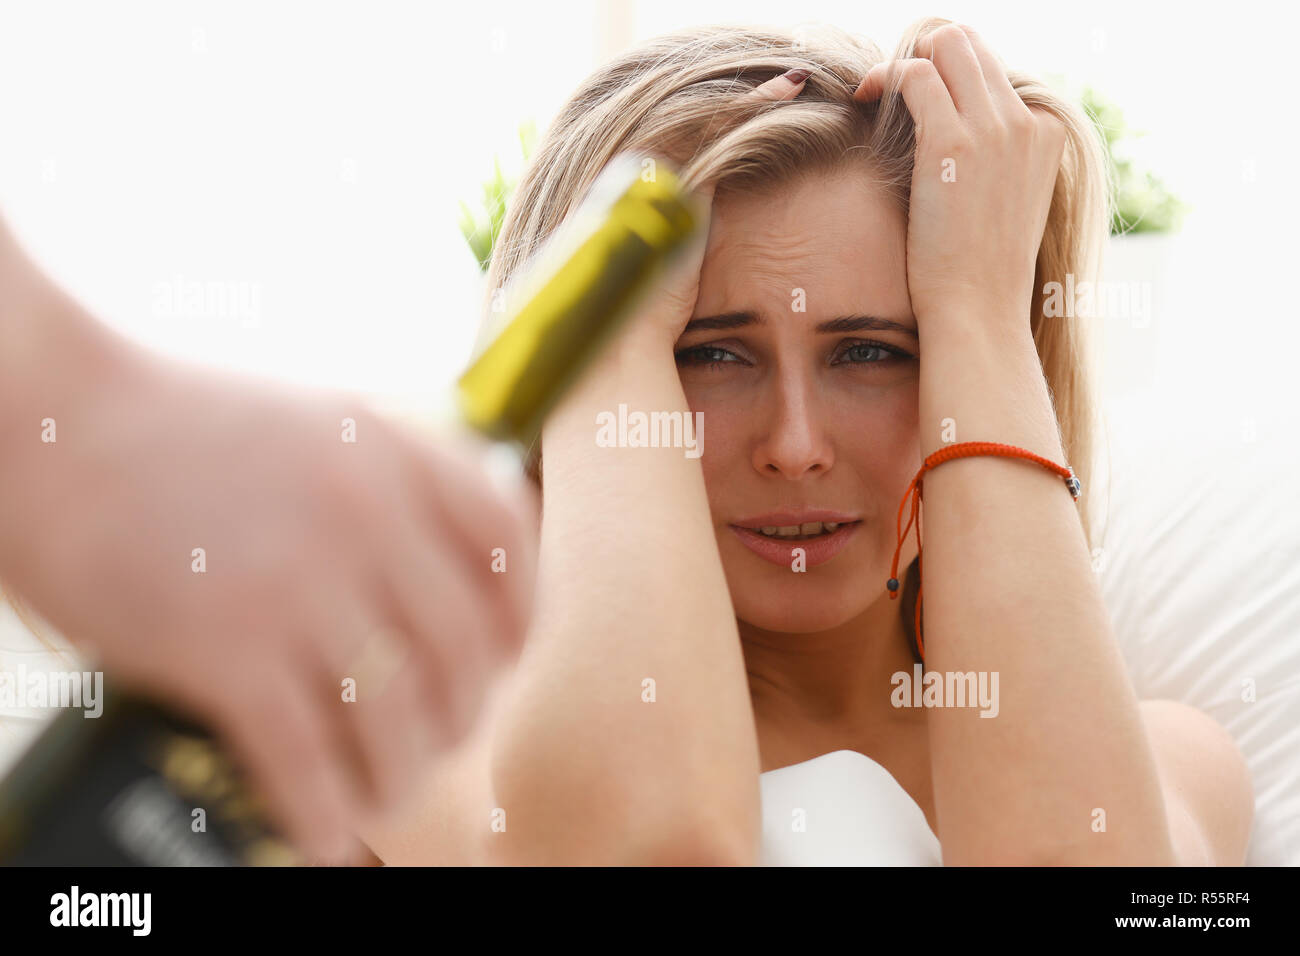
[750,375,835,479]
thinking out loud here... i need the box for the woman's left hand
[853,23,1066,339]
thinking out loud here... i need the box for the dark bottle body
[0,687,300,865]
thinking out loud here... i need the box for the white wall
[1,0,1295,430]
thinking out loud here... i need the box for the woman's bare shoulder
[1139,698,1254,866]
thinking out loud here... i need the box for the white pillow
[1093,386,1300,866]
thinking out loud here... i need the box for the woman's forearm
[488,323,760,864]
[915,313,1175,865]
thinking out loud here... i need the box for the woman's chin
[719,543,885,634]
[730,591,868,635]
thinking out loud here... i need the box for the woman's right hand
[631,67,811,345]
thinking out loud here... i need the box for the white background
[1,0,1296,430]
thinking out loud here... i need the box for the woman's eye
[675,341,912,370]
[836,342,907,366]
[675,346,743,368]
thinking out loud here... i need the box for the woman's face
[675,165,922,633]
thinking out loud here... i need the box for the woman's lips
[728,521,861,568]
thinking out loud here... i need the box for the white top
[759,750,942,866]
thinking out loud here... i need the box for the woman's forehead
[700,169,910,316]
[713,164,904,234]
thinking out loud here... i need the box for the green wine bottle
[0,152,703,865]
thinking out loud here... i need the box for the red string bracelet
[886,441,1082,663]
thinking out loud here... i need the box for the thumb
[646,178,716,338]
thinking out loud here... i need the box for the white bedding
[1092,389,1300,866]
[760,750,941,866]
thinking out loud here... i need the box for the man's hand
[0,223,538,863]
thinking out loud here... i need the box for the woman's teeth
[756,521,842,538]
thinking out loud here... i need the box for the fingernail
[782,68,811,85]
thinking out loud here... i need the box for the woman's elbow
[480,801,759,866]
[641,816,760,866]
[484,767,760,866]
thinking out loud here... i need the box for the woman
[364,18,1253,865]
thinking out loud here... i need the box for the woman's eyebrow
[682,310,918,338]
[817,315,918,338]
[681,311,759,333]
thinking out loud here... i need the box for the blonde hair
[487,17,1109,542]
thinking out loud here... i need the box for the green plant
[458,120,538,272]
[1080,86,1186,236]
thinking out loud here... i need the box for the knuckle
[931,24,968,49]
[906,58,938,85]
[1007,108,1036,136]
[1028,105,1058,128]
[1034,111,1067,148]
[968,114,1001,140]
[942,130,975,156]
